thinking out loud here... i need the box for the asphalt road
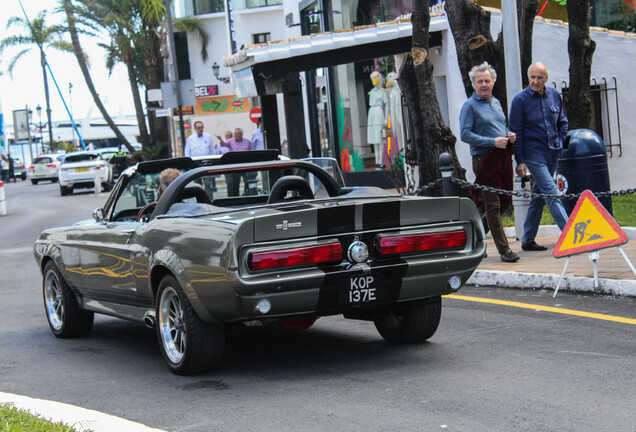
[1,179,635,432]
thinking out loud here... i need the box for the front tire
[42,261,94,338]
[156,275,224,375]
[374,297,442,344]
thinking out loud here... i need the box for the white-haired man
[460,61,519,263]
[510,62,569,252]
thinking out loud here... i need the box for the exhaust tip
[143,312,155,329]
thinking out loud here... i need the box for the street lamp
[36,104,43,145]
[212,62,231,84]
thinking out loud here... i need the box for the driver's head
[159,168,181,195]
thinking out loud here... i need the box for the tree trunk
[62,0,135,153]
[445,0,538,113]
[399,0,465,196]
[146,33,170,158]
[565,0,596,130]
[125,57,151,150]
[40,49,55,149]
[518,0,539,88]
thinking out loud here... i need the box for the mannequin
[385,71,404,165]
[367,71,388,166]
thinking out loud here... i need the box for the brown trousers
[472,154,510,255]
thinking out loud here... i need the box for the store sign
[195,95,250,115]
[195,85,219,98]
[172,106,194,115]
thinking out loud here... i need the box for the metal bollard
[439,152,455,196]
[513,176,531,241]
[94,169,102,195]
[0,181,6,215]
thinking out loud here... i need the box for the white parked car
[29,153,65,184]
[58,151,113,196]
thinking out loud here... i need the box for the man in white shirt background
[184,121,214,157]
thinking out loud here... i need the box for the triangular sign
[553,190,628,258]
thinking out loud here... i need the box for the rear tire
[42,261,94,338]
[374,297,442,344]
[31,179,38,185]
[60,186,71,196]
[156,275,224,375]
[21,173,26,180]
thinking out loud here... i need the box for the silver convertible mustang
[34,151,485,375]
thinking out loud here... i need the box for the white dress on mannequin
[367,72,388,166]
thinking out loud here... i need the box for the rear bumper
[227,244,485,322]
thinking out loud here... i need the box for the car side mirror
[92,208,105,223]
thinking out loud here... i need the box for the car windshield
[110,164,335,222]
[64,154,101,163]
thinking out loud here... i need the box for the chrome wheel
[44,269,64,331]
[158,286,186,365]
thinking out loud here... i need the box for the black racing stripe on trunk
[363,201,400,231]
[317,205,356,235]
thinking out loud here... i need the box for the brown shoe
[501,249,520,262]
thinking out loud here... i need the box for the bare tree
[398,0,465,194]
[444,0,538,113]
[565,0,596,129]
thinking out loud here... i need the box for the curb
[504,225,636,240]
[0,392,168,432]
[467,269,636,297]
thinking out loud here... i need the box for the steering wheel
[136,202,157,222]
[267,175,314,204]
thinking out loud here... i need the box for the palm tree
[0,10,74,148]
[61,0,136,153]
[63,0,210,157]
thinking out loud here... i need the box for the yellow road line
[444,294,636,325]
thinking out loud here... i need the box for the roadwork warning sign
[553,190,628,258]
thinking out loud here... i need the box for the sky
[0,0,136,130]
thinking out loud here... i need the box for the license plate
[338,274,385,305]
[75,167,90,172]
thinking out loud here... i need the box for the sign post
[553,190,634,297]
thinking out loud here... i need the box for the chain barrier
[449,177,636,200]
[411,178,443,195]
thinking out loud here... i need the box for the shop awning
[225,14,448,95]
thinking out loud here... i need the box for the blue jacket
[460,92,509,156]
[509,86,568,165]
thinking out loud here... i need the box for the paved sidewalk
[468,226,636,297]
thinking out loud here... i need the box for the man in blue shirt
[251,119,265,151]
[460,62,519,263]
[510,62,569,251]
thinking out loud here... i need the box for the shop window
[246,0,282,8]
[193,0,225,14]
[253,33,271,44]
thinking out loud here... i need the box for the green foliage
[502,194,636,227]
[139,142,168,160]
[603,2,636,33]
[0,404,89,432]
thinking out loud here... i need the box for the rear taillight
[46,164,56,168]
[377,230,467,256]
[94,166,101,170]
[29,165,35,171]
[249,242,342,271]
